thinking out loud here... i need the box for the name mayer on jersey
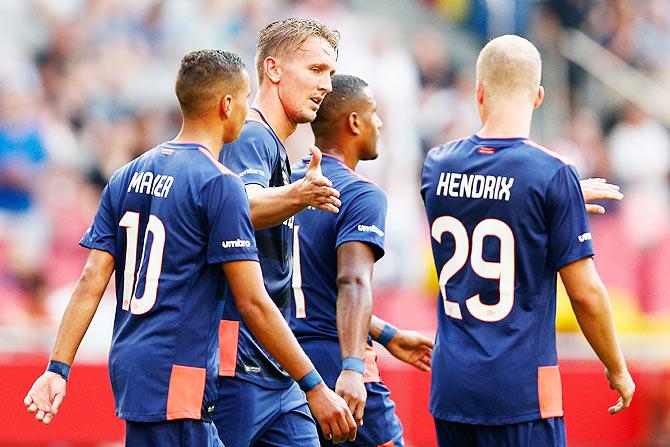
[435,172,514,201]
[127,170,174,198]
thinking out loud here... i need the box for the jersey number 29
[432,216,515,322]
[119,211,166,315]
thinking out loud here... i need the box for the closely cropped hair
[311,74,368,139]
[476,35,542,101]
[175,49,245,117]
[256,18,340,85]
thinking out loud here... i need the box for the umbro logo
[222,239,252,248]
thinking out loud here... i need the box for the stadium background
[0,0,669,445]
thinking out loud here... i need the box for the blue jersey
[421,135,594,425]
[219,120,294,386]
[80,142,258,422]
[290,154,387,387]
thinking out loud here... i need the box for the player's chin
[295,108,318,124]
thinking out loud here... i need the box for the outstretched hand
[385,330,433,372]
[605,368,635,415]
[580,178,623,215]
[24,372,67,425]
[298,146,341,214]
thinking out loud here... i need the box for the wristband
[341,357,365,375]
[298,369,323,393]
[47,360,71,381]
[377,323,398,347]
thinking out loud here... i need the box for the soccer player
[23,49,352,446]
[290,74,434,447]
[421,35,635,447]
[213,18,356,446]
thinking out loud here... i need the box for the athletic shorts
[434,416,566,447]
[125,419,223,447]
[319,381,404,447]
[213,376,319,447]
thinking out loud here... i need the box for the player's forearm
[336,275,373,360]
[368,315,388,340]
[569,288,628,375]
[50,251,114,365]
[561,259,628,375]
[246,183,305,230]
[237,294,316,380]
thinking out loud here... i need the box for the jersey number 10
[432,216,515,322]
[119,211,166,315]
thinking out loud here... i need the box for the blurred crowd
[1,0,669,336]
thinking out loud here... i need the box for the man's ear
[348,112,361,135]
[221,95,233,119]
[263,57,281,84]
[534,85,544,109]
[476,80,485,106]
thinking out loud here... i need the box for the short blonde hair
[256,18,340,85]
[476,35,541,101]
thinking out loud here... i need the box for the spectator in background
[0,83,50,322]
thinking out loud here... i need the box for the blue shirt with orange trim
[421,135,594,425]
[289,154,387,387]
[80,142,258,422]
[218,120,295,387]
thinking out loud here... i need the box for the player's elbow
[336,272,372,307]
[567,279,608,309]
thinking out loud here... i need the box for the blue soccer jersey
[421,135,595,425]
[80,142,258,422]
[290,154,387,387]
[219,119,294,386]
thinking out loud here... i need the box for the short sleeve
[202,174,259,264]
[545,165,595,269]
[80,183,117,257]
[220,124,276,188]
[335,183,387,261]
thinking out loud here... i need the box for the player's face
[278,36,337,124]
[357,87,382,160]
[225,69,251,143]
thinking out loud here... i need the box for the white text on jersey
[357,224,384,237]
[222,239,252,248]
[436,172,514,202]
[127,171,174,198]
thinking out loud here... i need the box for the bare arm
[560,257,635,414]
[246,146,341,230]
[24,249,115,424]
[334,242,375,426]
[223,260,356,442]
[370,316,433,372]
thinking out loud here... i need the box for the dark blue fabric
[421,136,594,424]
[126,419,223,447]
[213,377,318,447]
[290,154,386,343]
[80,142,258,422]
[219,121,294,386]
[434,417,566,447]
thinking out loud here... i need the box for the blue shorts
[319,381,404,447]
[213,377,319,447]
[434,417,566,447]
[125,419,223,447]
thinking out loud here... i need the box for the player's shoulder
[233,120,276,148]
[519,139,575,169]
[423,136,471,168]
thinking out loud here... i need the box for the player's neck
[478,103,533,139]
[251,90,297,141]
[315,140,359,170]
[172,121,223,159]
